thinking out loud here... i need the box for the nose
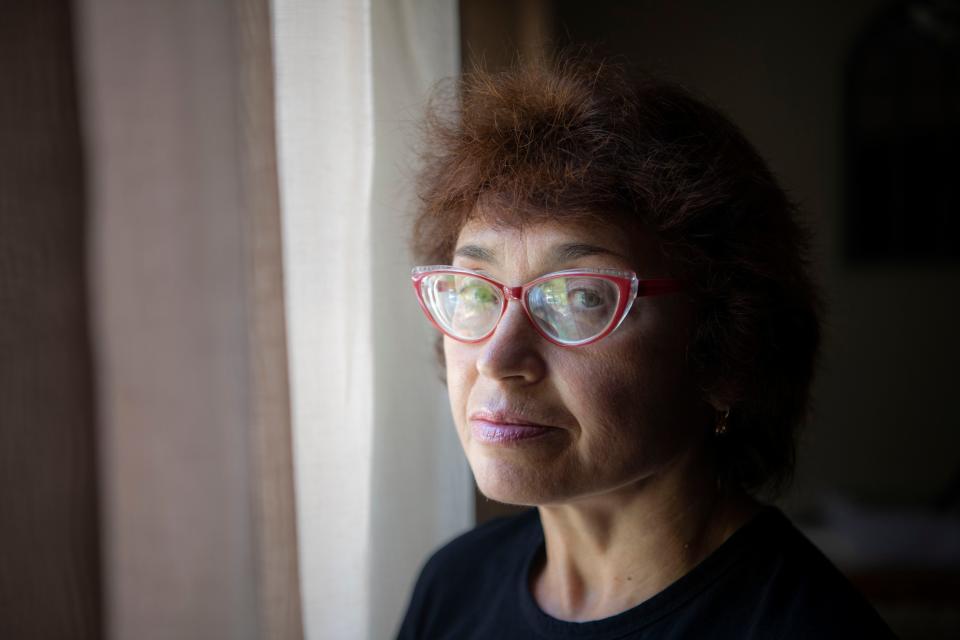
[475,300,547,384]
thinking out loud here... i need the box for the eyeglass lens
[419,273,621,344]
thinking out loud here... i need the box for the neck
[531,451,759,622]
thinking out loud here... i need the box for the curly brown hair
[411,56,822,497]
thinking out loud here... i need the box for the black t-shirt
[397,506,896,639]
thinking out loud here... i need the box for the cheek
[563,340,703,455]
[442,339,475,425]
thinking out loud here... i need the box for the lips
[468,409,559,444]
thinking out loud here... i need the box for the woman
[399,57,894,639]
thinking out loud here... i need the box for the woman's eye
[459,283,496,306]
[570,288,605,309]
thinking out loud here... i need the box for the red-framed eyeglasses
[411,265,684,347]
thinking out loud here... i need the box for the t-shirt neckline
[515,505,782,639]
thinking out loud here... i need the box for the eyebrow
[452,242,624,265]
[453,244,498,264]
[555,242,624,262]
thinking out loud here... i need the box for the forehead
[453,217,668,275]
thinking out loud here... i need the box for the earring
[714,409,730,436]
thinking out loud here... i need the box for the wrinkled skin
[445,218,717,507]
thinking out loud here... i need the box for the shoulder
[417,507,539,589]
[397,509,540,639]
[733,508,896,639]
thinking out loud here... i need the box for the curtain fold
[270,0,469,638]
[77,0,301,638]
[367,2,471,639]
[272,0,375,638]
[76,0,465,635]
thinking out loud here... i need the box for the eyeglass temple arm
[637,279,685,296]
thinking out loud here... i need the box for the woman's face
[445,217,713,506]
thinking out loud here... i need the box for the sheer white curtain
[270,1,471,638]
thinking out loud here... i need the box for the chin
[470,454,558,507]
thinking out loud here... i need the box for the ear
[707,397,730,413]
[705,381,738,413]
[694,361,740,414]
